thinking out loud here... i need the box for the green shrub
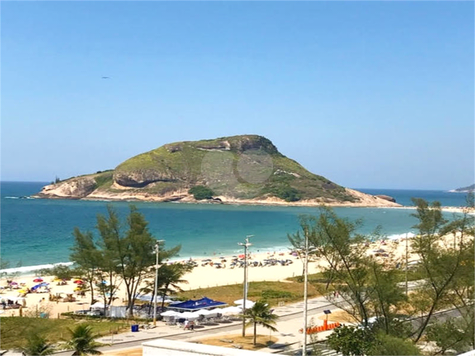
[189,185,214,200]
[264,184,302,202]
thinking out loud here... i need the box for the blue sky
[1,1,473,189]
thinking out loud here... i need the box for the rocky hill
[35,135,399,207]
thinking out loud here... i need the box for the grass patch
[176,280,320,307]
[197,333,278,350]
[0,317,129,350]
[94,171,114,189]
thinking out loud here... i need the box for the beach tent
[135,294,174,304]
[161,310,179,317]
[180,311,199,320]
[234,299,255,308]
[31,282,49,291]
[91,302,106,309]
[196,309,220,318]
[220,306,242,315]
[170,297,226,311]
[109,306,127,318]
[190,310,204,318]
[160,310,180,321]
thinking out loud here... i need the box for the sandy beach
[0,237,418,320]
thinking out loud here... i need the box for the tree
[327,325,374,356]
[368,333,420,355]
[20,334,55,356]
[298,208,406,329]
[189,185,214,200]
[242,300,279,345]
[112,206,158,316]
[38,265,76,281]
[426,314,474,355]
[410,198,474,342]
[70,229,101,305]
[366,261,407,335]
[70,205,182,317]
[66,324,102,356]
[157,263,192,310]
[139,261,193,315]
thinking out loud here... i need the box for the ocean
[0,181,470,273]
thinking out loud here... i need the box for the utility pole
[238,235,253,337]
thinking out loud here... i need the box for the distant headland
[449,184,475,193]
[34,135,399,207]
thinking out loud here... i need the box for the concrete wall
[143,339,271,356]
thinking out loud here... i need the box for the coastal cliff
[35,135,400,207]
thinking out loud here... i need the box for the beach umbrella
[234,300,255,308]
[73,280,84,284]
[190,310,204,317]
[234,299,255,306]
[220,306,242,315]
[161,310,179,317]
[10,281,18,285]
[33,278,43,283]
[198,309,219,318]
[180,311,198,320]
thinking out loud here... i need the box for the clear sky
[1,1,473,190]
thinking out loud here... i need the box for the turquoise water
[1,182,469,271]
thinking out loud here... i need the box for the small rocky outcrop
[375,195,397,203]
[37,177,97,199]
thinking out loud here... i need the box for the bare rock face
[228,136,278,153]
[113,170,176,187]
[375,195,397,203]
[37,177,97,199]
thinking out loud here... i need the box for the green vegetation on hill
[93,171,114,189]
[111,135,354,202]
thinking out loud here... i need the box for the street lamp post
[302,231,309,356]
[238,235,253,337]
[153,239,165,326]
[405,233,408,296]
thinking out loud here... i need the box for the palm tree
[20,334,55,356]
[242,300,279,345]
[157,263,191,310]
[66,324,102,356]
[138,263,191,317]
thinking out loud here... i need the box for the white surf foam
[0,262,74,275]
[385,232,416,240]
